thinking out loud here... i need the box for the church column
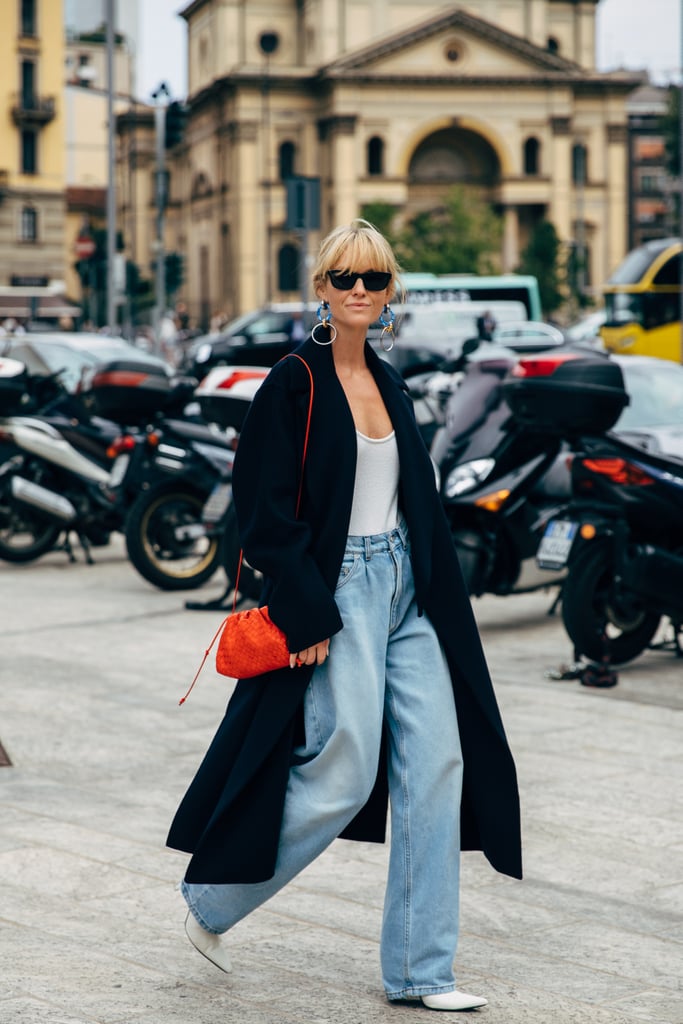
[229,120,261,312]
[548,116,572,243]
[319,115,358,227]
[502,206,520,272]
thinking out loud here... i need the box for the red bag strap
[179,616,230,704]
[232,353,314,606]
[178,354,314,706]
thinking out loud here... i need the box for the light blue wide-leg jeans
[182,520,464,1000]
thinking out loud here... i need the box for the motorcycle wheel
[561,541,661,665]
[0,478,62,562]
[222,501,262,602]
[125,485,221,591]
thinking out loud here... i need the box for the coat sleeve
[231,363,343,653]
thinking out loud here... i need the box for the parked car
[182,304,320,380]
[491,320,565,349]
[0,332,171,394]
[564,309,607,349]
[182,302,394,380]
[611,355,683,458]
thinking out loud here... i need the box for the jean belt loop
[364,535,372,561]
[396,516,408,550]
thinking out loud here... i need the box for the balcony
[11,92,56,127]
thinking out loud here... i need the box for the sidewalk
[1,540,681,1024]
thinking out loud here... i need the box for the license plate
[536,519,577,569]
[108,453,130,488]
[203,482,232,524]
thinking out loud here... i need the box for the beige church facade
[118,0,643,328]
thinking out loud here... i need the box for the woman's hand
[290,639,330,668]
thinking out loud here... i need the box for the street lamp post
[105,0,117,330]
[259,32,279,306]
[151,81,170,352]
[679,10,683,364]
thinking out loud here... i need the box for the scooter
[491,345,683,665]
[537,434,683,664]
[427,344,572,597]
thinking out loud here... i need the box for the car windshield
[616,360,683,429]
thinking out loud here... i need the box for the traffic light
[165,101,188,150]
[165,251,185,294]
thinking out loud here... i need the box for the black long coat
[167,338,522,883]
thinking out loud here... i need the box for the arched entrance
[406,126,501,215]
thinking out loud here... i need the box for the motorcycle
[91,362,236,592]
[425,342,573,598]
[0,359,124,563]
[536,435,683,664]
[495,346,683,664]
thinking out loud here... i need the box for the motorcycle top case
[86,359,172,423]
[502,351,629,434]
[195,365,268,430]
[0,357,29,413]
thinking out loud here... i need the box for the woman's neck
[332,331,368,374]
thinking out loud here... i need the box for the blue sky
[136,0,680,101]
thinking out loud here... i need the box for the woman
[167,220,522,1011]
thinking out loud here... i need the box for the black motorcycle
[536,435,683,664]
[491,347,683,665]
[426,344,573,597]
[92,362,237,592]
[0,361,125,563]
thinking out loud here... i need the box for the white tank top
[347,430,400,536]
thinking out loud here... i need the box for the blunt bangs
[313,219,402,299]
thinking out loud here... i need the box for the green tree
[359,202,399,241]
[516,220,564,315]
[394,187,502,274]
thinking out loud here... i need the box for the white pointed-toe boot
[184,912,232,973]
[422,990,488,1011]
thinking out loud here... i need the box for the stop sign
[75,235,96,259]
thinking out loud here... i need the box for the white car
[491,320,565,349]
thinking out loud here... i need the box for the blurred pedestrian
[167,219,522,1011]
[476,309,496,341]
[285,309,306,343]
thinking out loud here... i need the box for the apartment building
[0,0,71,323]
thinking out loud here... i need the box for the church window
[279,141,296,180]
[523,137,540,176]
[367,136,384,176]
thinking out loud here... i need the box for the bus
[399,272,542,321]
[601,238,682,363]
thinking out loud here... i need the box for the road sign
[75,235,96,259]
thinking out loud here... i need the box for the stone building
[0,0,71,323]
[118,0,644,328]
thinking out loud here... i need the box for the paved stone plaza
[1,539,681,1024]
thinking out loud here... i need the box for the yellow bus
[601,237,682,363]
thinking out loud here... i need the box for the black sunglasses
[328,270,392,292]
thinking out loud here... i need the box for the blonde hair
[312,219,403,301]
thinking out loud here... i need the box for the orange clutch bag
[215,605,289,679]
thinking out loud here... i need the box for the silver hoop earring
[312,302,337,345]
[380,303,395,352]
